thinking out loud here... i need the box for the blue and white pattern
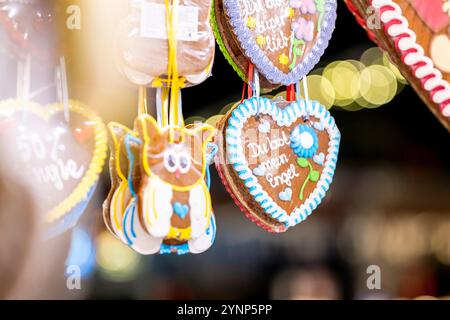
[225,97,340,229]
[223,0,337,85]
[290,124,319,158]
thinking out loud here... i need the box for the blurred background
[0,0,449,299]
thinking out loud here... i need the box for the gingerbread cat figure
[136,115,215,254]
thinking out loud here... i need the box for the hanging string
[17,54,31,101]
[241,63,254,103]
[163,0,185,142]
[253,66,261,116]
[286,84,296,102]
[138,86,148,116]
[252,67,260,99]
[297,75,310,122]
[302,75,310,106]
[56,56,70,123]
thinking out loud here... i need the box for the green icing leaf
[315,0,325,12]
[310,170,320,182]
[297,158,309,168]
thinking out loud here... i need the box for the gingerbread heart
[216,0,337,86]
[216,97,340,232]
[0,100,107,236]
[344,0,450,130]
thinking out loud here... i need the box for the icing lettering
[247,131,290,158]
[16,133,85,191]
[265,163,299,187]
[260,153,288,171]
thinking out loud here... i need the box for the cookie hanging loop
[253,67,260,99]
[56,56,70,123]
[156,87,169,127]
[165,0,185,143]
[138,86,148,116]
[253,66,262,117]
[296,75,310,123]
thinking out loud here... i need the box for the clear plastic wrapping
[115,0,215,88]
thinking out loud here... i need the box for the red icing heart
[409,0,449,32]
[73,123,95,144]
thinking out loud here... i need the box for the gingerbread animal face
[137,116,214,189]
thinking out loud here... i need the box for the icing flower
[286,7,295,18]
[292,18,315,42]
[257,35,266,46]
[279,53,289,65]
[290,124,318,158]
[289,0,316,14]
[247,16,256,29]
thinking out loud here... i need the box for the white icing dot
[299,132,314,149]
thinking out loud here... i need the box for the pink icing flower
[289,0,316,14]
[292,18,315,42]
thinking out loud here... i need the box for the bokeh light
[298,75,336,109]
[96,231,142,282]
[359,65,397,107]
[383,53,407,84]
[360,47,384,66]
[323,61,360,106]
[65,227,96,278]
[206,114,224,127]
[185,116,206,125]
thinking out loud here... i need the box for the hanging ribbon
[162,0,185,142]
[296,75,310,121]
[241,63,254,103]
[286,84,296,102]
[138,86,148,117]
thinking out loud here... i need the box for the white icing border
[225,97,341,228]
[372,0,450,117]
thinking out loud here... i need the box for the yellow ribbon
[163,0,185,142]
[138,86,147,116]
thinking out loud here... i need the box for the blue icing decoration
[123,201,136,246]
[279,188,292,202]
[313,121,325,131]
[258,120,270,133]
[290,124,319,158]
[160,243,190,255]
[173,202,189,219]
[252,165,266,176]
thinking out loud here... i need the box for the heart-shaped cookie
[344,0,450,130]
[212,0,337,87]
[216,97,340,232]
[0,100,107,236]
